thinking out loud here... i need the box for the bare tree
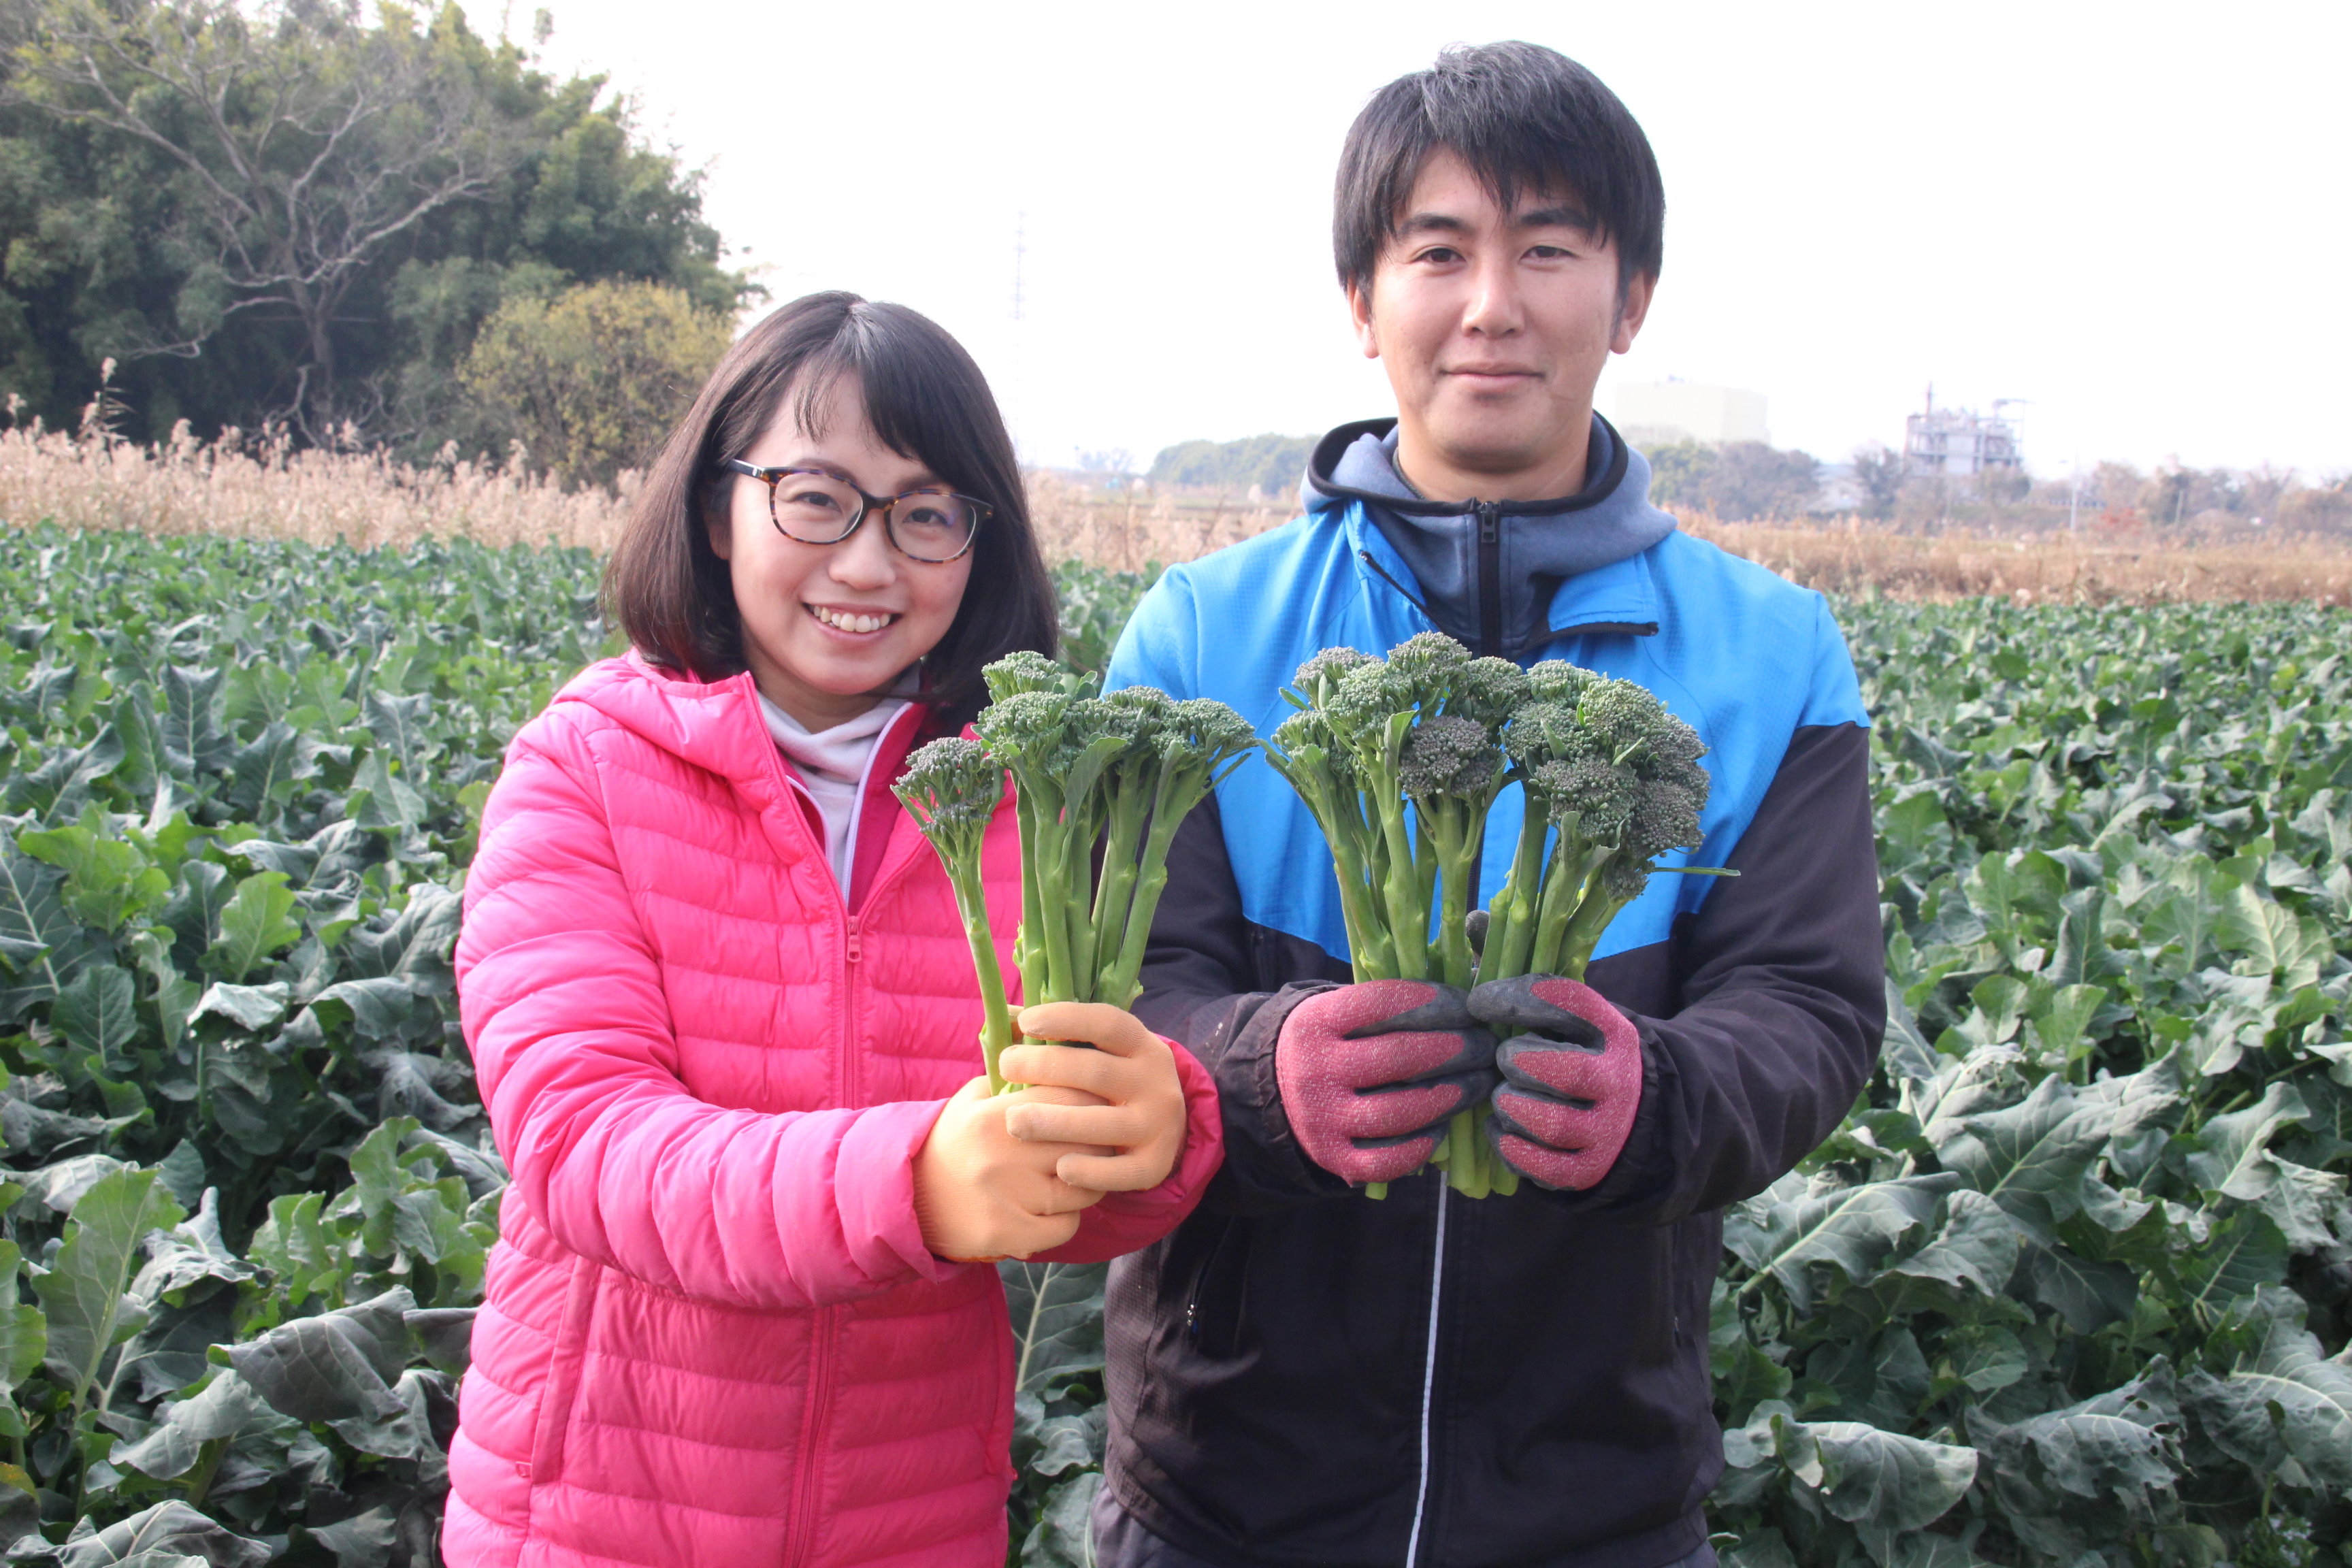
[3,0,527,439]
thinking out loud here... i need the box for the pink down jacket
[446,655,1224,1568]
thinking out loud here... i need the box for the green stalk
[947,863,1014,1092]
[1372,793,1429,979]
[1088,775,1152,996]
[1011,785,1051,1004]
[1529,839,1595,978]
[1482,800,1552,983]
[1037,814,1080,1003]
[1100,773,1191,1007]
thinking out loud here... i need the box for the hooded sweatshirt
[1305,413,1677,657]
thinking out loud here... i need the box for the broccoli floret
[1325,659,1416,735]
[1531,754,1635,845]
[1503,701,1592,769]
[983,649,1083,702]
[1401,714,1502,801]
[1448,656,1533,730]
[1578,676,1686,768]
[1386,630,1471,700]
[896,737,1000,836]
[1105,684,1175,727]
[1623,776,1705,860]
[1526,659,1594,706]
[973,689,1077,771]
[1167,698,1258,765]
[1600,855,1651,904]
[1292,646,1377,704]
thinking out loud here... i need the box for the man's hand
[1001,1002,1188,1193]
[1275,981,1496,1185]
[1469,975,1643,1192]
[913,1078,1105,1262]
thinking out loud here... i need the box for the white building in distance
[1612,380,1770,448]
[1904,387,2023,479]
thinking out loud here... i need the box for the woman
[448,293,1222,1568]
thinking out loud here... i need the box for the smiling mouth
[808,604,900,635]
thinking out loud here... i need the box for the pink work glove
[1469,975,1644,1192]
[1275,981,1496,1186]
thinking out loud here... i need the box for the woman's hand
[1000,1003,1188,1193]
[913,1079,1106,1262]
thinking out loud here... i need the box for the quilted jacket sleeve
[457,717,964,1312]
[1037,1041,1225,1263]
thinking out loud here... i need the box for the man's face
[1349,148,1652,501]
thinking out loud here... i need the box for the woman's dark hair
[606,291,1058,726]
[1334,42,1665,303]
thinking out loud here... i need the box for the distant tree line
[1148,432,1316,497]
[0,0,756,485]
[1644,440,1821,522]
[1841,443,2351,536]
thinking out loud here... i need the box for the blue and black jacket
[1096,419,1886,1568]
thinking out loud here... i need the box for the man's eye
[1417,246,1463,264]
[1528,245,1573,260]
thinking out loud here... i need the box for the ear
[703,494,735,563]
[1347,280,1381,360]
[1611,272,1655,355]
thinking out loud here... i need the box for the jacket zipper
[1475,501,1502,657]
[785,1308,837,1567]
[1403,1176,1449,1568]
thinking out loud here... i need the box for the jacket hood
[1301,414,1678,657]
[551,655,778,785]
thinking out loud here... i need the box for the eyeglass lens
[769,472,978,561]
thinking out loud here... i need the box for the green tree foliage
[1147,432,1315,497]
[1646,439,1823,521]
[458,278,730,489]
[0,0,752,453]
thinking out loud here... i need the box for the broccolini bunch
[976,652,1258,1013]
[1265,633,1531,1196]
[1267,636,1728,1196]
[1266,632,1530,990]
[898,651,1258,1094]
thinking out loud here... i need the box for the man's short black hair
[1335,42,1664,301]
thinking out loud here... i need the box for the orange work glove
[1000,1002,1188,1194]
[913,1078,1106,1262]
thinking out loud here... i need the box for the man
[1092,42,1884,1568]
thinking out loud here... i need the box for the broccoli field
[0,526,2344,1567]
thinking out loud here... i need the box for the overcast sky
[479,0,2349,481]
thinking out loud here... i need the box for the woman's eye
[782,486,843,512]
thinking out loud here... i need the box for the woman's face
[707,374,975,730]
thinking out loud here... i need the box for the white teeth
[811,606,896,634]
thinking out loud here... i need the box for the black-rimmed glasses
[721,459,989,563]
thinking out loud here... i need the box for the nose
[827,510,899,589]
[1461,248,1523,339]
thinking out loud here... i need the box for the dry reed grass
[1676,514,2352,608]
[1025,474,1290,570]
[0,421,630,551]
[5,423,2347,606]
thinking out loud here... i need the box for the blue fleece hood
[1300,414,1677,657]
